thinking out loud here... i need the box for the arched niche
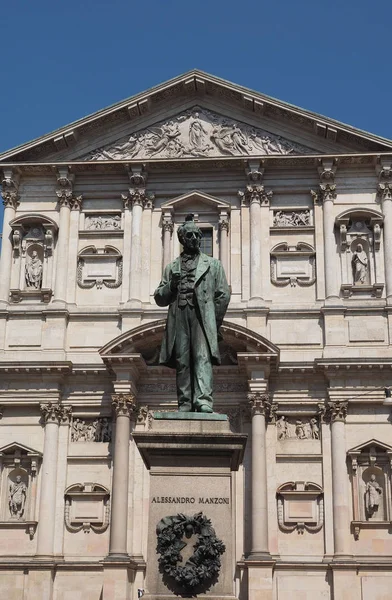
[335,208,384,298]
[9,214,58,303]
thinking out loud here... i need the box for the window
[200,228,213,256]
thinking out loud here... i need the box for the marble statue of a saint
[25,250,43,289]
[365,474,383,517]
[352,243,368,284]
[9,475,27,519]
[154,214,230,413]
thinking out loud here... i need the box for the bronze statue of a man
[154,214,230,413]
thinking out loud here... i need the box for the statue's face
[356,244,363,252]
[16,476,21,483]
[371,474,376,481]
[32,251,37,258]
[181,224,202,253]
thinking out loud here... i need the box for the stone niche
[347,439,392,540]
[9,214,57,303]
[270,242,316,288]
[336,209,384,298]
[0,442,42,539]
[77,245,123,290]
[64,482,110,534]
[277,481,324,534]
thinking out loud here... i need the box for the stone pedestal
[133,413,247,600]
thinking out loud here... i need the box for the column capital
[122,187,155,210]
[239,184,273,207]
[311,158,338,204]
[311,183,337,204]
[162,217,174,234]
[111,393,138,419]
[327,400,348,423]
[218,216,230,232]
[1,170,20,209]
[40,402,72,425]
[248,391,271,416]
[56,168,82,209]
[377,182,392,202]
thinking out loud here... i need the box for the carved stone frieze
[40,402,72,425]
[70,418,111,442]
[273,209,311,227]
[276,416,320,440]
[84,107,314,161]
[85,215,121,230]
[111,393,138,419]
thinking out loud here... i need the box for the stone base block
[102,564,129,600]
[26,568,54,600]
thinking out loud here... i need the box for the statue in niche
[352,243,368,284]
[9,475,27,519]
[154,214,230,413]
[365,473,383,518]
[25,250,43,289]
[277,415,289,440]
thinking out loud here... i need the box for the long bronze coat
[154,253,230,368]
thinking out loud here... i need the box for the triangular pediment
[2,69,392,163]
[347,439,392,455]
[162,191,230,214]
[0,441,42,456]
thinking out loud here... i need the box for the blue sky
[0,1,391,163]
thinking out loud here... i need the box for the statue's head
[31,251,38,259]
[356,244,363,252]
[15,475,21,483]
[178,214,202,254]
[370,474,376,481]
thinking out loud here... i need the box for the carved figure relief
[276,416,320,440]
[84,107,315,160]
[85,215,121,230]
[25,250,43,289]
[8,473,27,519]
[273,210,311,227]
[71,418,111,442]
[270,243,316,288]
[77,246,123,290]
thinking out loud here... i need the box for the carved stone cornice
[40,402,72,425]
[1,170,20,209]
[326,400,348,423]
[121,188,155,210]
[248,392,271,417]
[111,393,138,419]
[238,184,273,207]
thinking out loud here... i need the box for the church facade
[0,70,392,599]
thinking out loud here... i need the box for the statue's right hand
[170,272,181,291]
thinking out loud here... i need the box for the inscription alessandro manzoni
[151,496,229,505]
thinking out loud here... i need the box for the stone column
[218,211,230,278]
[378,180,392,299]
[162,212,174,271]
[312,160,338,301]
[36,402,71,557]
[239,184,272,303]
[248,391,271,558]
[108,393,137,559]
[0,170,19,304]
[53,168,82,304]
[328,400,351,558]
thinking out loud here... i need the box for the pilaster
[0,169,20,305]
[377,160,392,303]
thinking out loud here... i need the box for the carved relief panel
[277,482,323,534]
[347,440,392,539]
[270,243,316,288]
[9,216,57,303]
[276,415,320,441]
[336,211,384,298]
[0,442,42,538]
[70,417,112,442]
[77,246,123,290]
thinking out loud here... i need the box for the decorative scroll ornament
[111,393,138,418]
[84,107,314,161]
[156,512,225,591]
[270,242,316,288]
[238,184,273,206]
[277,482,324,534]
[40,402,72,424]
[64,483,110,534]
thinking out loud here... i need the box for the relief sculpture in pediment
[85,107,315,160]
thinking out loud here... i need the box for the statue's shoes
[198,405,213,413]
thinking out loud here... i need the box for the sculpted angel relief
[86,108,314,160]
